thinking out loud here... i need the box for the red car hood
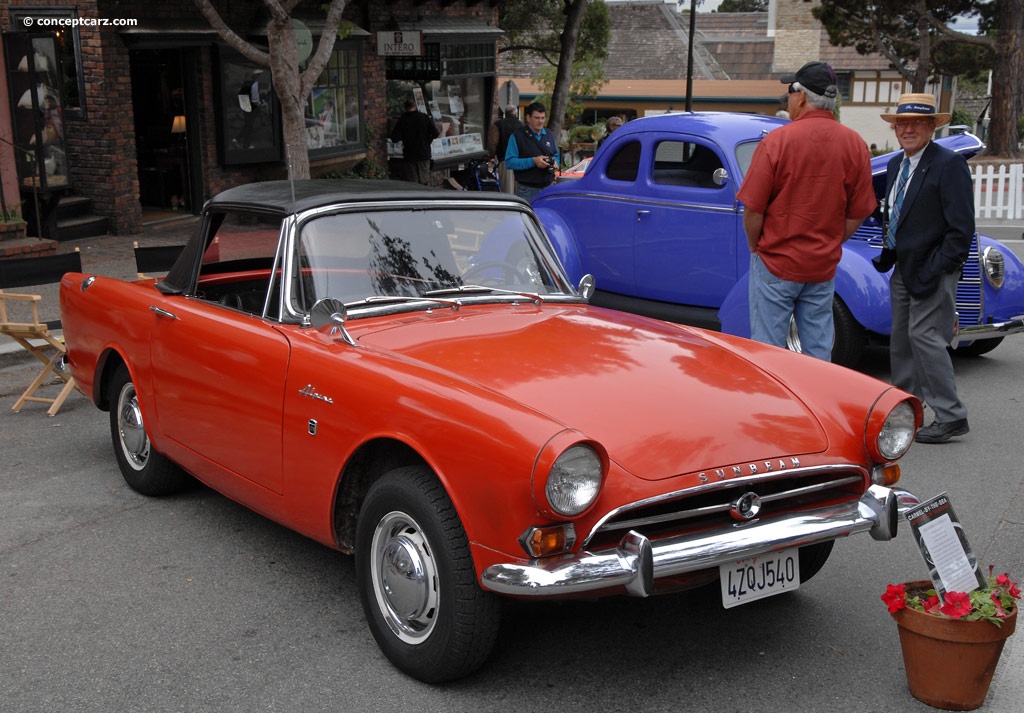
[353,305,829,481]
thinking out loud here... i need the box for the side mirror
[310,298,357,346]
[713,167,729,186]
[577,274,596,301]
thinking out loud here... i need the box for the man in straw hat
[738,61,876,361]
[873,92,973,443]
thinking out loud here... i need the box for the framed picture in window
[214,48,282,165]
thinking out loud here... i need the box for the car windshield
[295,207,574,310]
[734,140,761,181]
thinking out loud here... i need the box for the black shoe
[915,418,969,444]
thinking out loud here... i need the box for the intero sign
[377,31,422,57]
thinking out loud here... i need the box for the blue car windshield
[734,140,761,180]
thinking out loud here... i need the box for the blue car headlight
[982,246,1005,289]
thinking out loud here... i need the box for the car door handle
[635,210,650,221]
[149,306,179,320]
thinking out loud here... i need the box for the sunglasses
[787,84,802,94]
[894,118,934,130]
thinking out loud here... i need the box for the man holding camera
[504,101,560,202]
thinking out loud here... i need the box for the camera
[542,156,556,173]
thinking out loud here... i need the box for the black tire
[785,297,865,367]
[951,336,1003,358]
[798,541,834,584]
[108,364,189,496]
[355,466,501,683]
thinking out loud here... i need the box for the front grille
[586,466,867,548]
[854,225,983,328]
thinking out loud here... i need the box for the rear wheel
[786,297,864,367]
[355,466,501,683]
[108,364,189,496]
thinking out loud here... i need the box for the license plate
[719,548,800,609]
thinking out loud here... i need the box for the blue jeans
[749,253,835,361]
[515,183,544,203]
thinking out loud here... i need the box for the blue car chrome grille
[854,225,983,328]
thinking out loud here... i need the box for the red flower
[923,595,941,614]
[940,591,973,618]
[881,583,906,612]
[991,591,1006,618]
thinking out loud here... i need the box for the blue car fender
[718,245,894,339]
[978,235,1024,319]
[535,207,584,283]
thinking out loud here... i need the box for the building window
[836,71,852,103]
[306,43,363,158]
[9,6,86,117]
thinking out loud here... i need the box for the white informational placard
[904,492,986,599]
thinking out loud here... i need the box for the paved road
[1,229,1022,712]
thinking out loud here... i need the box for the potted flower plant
[881,568,1020,710]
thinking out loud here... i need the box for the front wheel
[798,541,834,584]
[355,466,501,683]
[108,364,189,496]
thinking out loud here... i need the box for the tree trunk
[547,0,589,159]
[986,0,1023,158]
[266,17,308,179]
[193,0,350,179]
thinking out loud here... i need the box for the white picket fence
[972,163,1024,220]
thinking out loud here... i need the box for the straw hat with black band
[881,93,951,127]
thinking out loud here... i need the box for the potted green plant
[881,568,1020,710]
[0,203,28,242]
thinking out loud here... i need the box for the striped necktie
[885,157,911,249]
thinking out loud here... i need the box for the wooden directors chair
[0,250,83,416]
[133,241,184,279]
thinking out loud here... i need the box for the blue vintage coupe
[534,112,1024,366]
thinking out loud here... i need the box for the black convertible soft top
[159,179,529,295]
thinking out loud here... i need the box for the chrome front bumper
[952,315,1024,347]
[481,485,919,598]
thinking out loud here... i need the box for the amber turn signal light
[519,524,576,557]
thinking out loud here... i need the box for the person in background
[872,93,973,443]
[737,60,876,362]
[597,116,623,148]
[390,98,439,185]
[504,101,559,203]
[489,104,523,194]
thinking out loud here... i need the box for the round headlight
[877,401,917,460]
[545,444,603,516]
[982,246,1005,289]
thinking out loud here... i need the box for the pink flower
[940,591,973,618]
[881,583,906,612]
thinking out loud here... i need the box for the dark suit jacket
[872,141,975,297]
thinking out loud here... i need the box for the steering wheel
[462,261,529,286]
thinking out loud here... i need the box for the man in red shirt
[737,61,876,361]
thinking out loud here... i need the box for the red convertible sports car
[61,179,922,682]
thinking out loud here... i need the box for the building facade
[1,0,502,238]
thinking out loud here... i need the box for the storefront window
[387,77,488,164]
[306,44,362,157]
[9,7,86,117]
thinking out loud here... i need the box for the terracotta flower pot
[892,580,1017,710]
